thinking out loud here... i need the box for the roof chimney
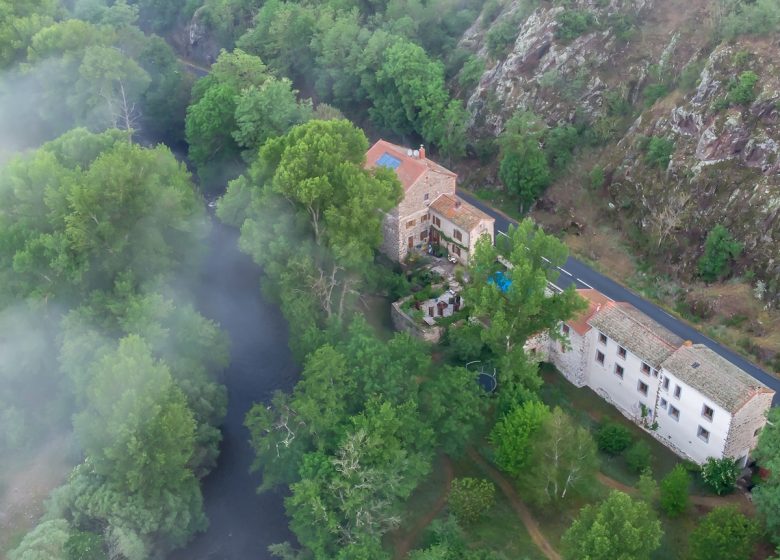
[419,145,425,159]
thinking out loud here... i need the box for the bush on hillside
[624,441,652,473]
[701,457,740,495]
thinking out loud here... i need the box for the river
[171,219,299,560]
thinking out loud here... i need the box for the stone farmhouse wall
[725,390,774,464]
[390,300,443,343]
[383,170,455,262]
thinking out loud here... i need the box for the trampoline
[466,360,497,394]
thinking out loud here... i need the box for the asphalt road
[457,190,780,405]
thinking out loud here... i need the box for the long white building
[543,289,774,466]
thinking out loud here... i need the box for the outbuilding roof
[429,193,494,233]
[364,139,455,191]
[587,302,683,368]
[566,289,612,336]
[661,344,774,414]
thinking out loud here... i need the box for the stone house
[547,289,774,466]
[365,140,494,264]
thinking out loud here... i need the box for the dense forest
[1,0,780,559]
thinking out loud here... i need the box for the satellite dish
[407,149,413,156]
[413,149,420,158]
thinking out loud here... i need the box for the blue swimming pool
[488,271,512,293]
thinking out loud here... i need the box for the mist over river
[170,219,299,559]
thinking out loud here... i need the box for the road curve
[457,190,779,405]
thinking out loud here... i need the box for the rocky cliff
[460,0,779,301]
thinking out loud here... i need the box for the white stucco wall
[585,330,662,423]
[654,368,730,463]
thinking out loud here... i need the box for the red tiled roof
[567,289,611,335]
[429,193,494,232]
[364,139,456,192]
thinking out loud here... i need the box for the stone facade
[366,140,494,263]
[390,299,443,343]
[724,390,775,464]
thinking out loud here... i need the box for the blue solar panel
[376,152,401,170]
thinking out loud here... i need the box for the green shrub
[555,10,596,41]
[597,422,633,455]
[544,125,579,171]
[624,441,652,473]
[481,0,503,28]
[727,71,759,106]
[589,165,605,189]
[718,0,780,41]
[643,83,669,107]
[644,136,675,169]
[688,506,760,560]
[701,457,740,495]
[697,225,743,282]
[486,15,521,58]
[449,477,496,525]
[660,464,690,517]
[458,55,485,91]
[679,60,705,91]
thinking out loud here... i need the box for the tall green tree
[659,464,691,517]
[522,407,598,506]
[498,111,551,212]
[490,400,550,477]
[0,128,205,303]
[466,220,586,356]
[697,225,743,282]
[754,407,780,545]
[561,491,663,560]
[688,506,760,560]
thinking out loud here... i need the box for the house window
[451,245,461,256]
[617,346,627,359]
[637,380,649,396]
[652,369,659,378]
[702,404,714,422]
[674,385,682,399]
[641,362,651,375]
[668,405,680,421]
[420,230,428,241]
[453,229,462,242]
[659,398,668,409]
[433,216,441,227]
[424,193,429,201]
[421,213,429,222]
[406,219,415,228]
[615,364,624,378]
[596,350,605,365]
[662,378,670,391]
[697,426,710,443]
[598,332,607,345]
[562,324,570,335]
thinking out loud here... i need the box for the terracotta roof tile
[364,139,455,192]
[566,289,611,336]
[429,193,494,232]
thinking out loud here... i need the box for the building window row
[453,229,462,242]
[697,425,710,443]
[669,405,680,421]
[615,364,624,378]
[596,350,605,364]
[702,404,714,422]
[433,216,441,227]
[617,345,627,359]
[637,380,648,396]
[421,213,429,222]
[598,332,607,345]
[406,219,415,228]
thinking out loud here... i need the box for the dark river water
[171,219,299,560]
